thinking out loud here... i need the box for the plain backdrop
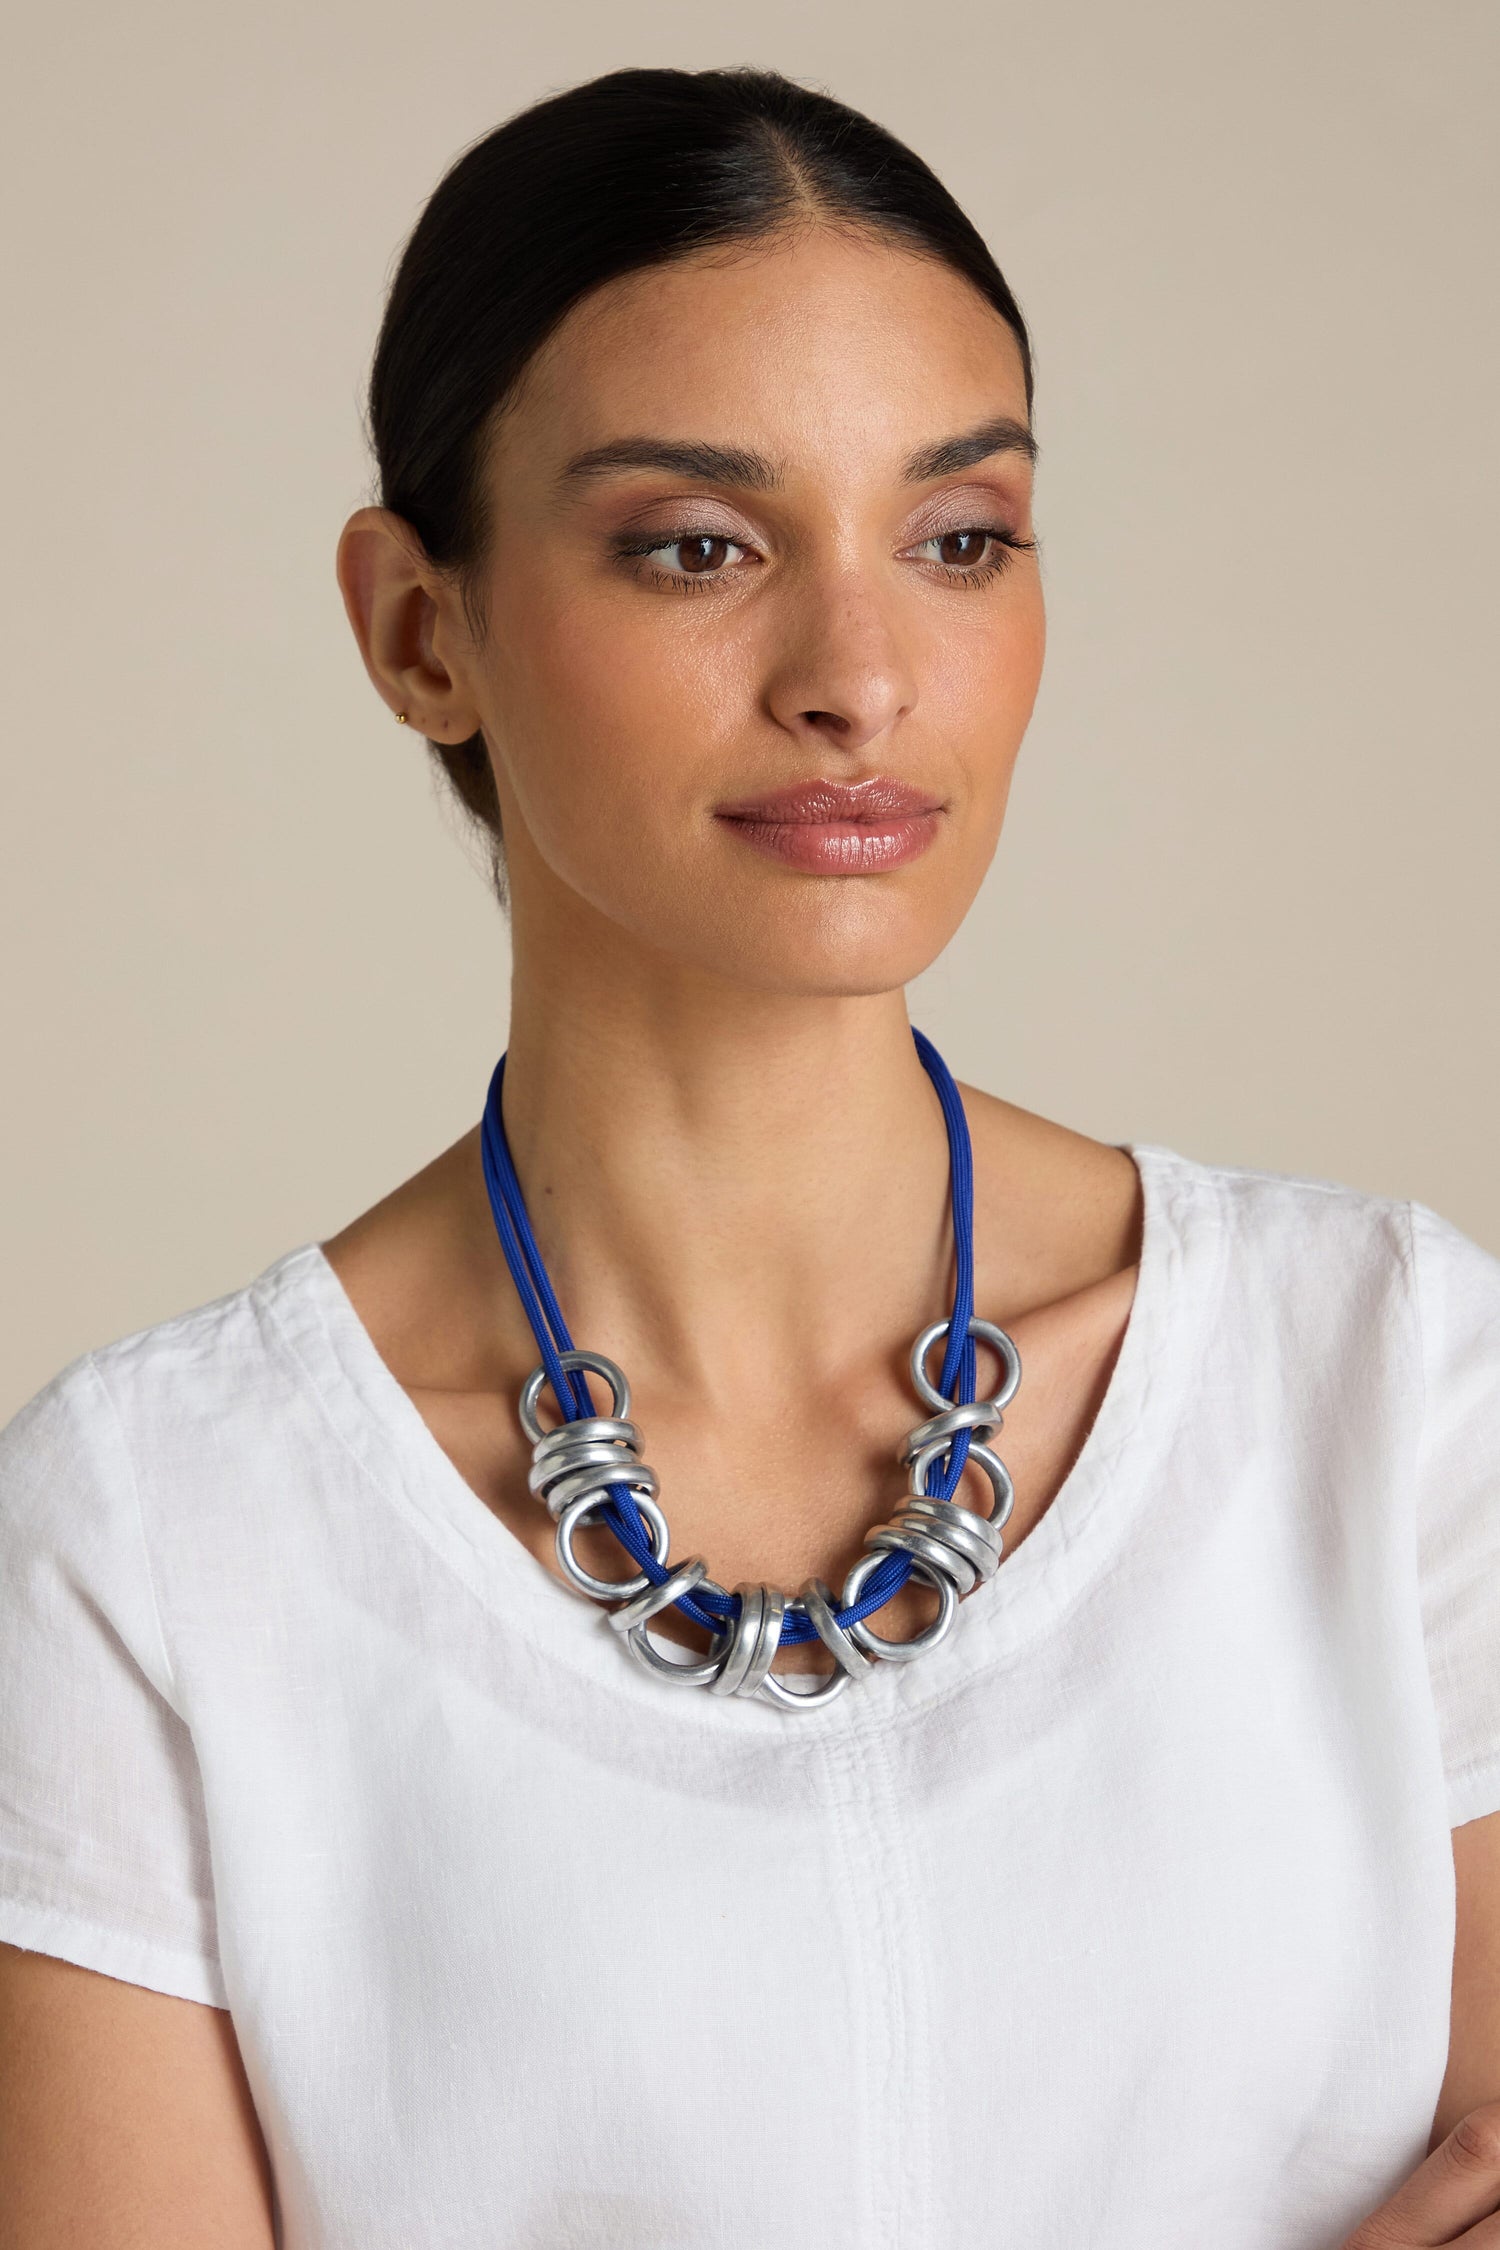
[1,0,1496,1422]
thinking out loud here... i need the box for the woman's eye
[615,530,753,589]
[910,527,1027,575]
[665,534,741,575]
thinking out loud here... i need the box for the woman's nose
[762,568,918,754]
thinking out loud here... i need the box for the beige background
[1,0,1495,1423]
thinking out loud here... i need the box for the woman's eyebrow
[558,437,781,490]
[556,414,1038,491]
[902,415,1038,481]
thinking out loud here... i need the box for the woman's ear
[334,506,482,742]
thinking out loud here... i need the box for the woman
[1,62,1498,2250]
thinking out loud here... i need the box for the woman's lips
[714,776,945,873]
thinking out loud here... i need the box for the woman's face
[456,223,1043,996]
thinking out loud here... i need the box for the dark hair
[366,65,1034,905]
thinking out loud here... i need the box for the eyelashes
[914,527,1037,592]
[609,531,751,591]
[911,527,1036,581]
[609,525,1036,596]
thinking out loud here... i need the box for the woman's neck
[497,967,955,1407]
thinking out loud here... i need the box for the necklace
[479,1027,1020,1711]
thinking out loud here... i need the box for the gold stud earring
[394,710,409,725]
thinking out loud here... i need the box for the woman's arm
[0,1940,277,2248]
[1431,1810,1500,2152]
[1344,2100,1500,2246]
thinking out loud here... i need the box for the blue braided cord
[480,1025,981,1647]
[480,1086,594,1419]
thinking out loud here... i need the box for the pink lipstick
[713,776,945,873]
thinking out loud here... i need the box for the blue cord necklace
[479,1025,1021,1710]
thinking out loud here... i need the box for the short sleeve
[0,1353,228,2006]
[1410,1199,1500,1829]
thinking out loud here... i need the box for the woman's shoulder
[0,1243,330,1499]
[967,1083,1497,1369]
[1138,1136,1493,1271]
[1133,1141,1500,1407]
[962,1083,1458,1309]
[1136,1137,1414,1247]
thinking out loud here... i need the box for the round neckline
[258,1140,1217,1734]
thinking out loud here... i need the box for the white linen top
[2,1142,1499,2249]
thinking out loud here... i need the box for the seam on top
[870,1723,910,2249]
[253,1268,411,1517]
[1404,1199,1431,1490]
[249,1262,505,1586]
[84,1350,181,1710]
[1182,1152,1406,1208]
[1449,1747,1500,1825]
[814,1726,883,2240]
[872,1717,934,2245]
[1403,1197,1457,1824]
[837,1724,905,2246]
[0,1887,229,2006]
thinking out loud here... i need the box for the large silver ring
[898,1400,1004,1461]
[753,1582,863,1710]
[555,1486,670,1601]
[757,1660,853,1710]
[708,1583,787,1699]
[865,1521,981,1599]
[796,1576,874,1679]
[607,1556,709,1633]
[896,1495,1003,1582]
[528,1439,649,1499]
[530,1415,641,1469]
[622,1626,728,1690]
[841,1547,959,1663]
[905,1435,1015,1531]
[536,1458,660,1523]
[519,1350,631,1444]
[611,1559,729,1689]
[909,1318,1021,1415]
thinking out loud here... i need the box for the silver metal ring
[742,1585,787,1698]
[531,1416,642,1466]
[841,1547,959,1663]
[611,1559,728,1689]
[519,1350,631,1444]
[909,1318,1021,1415]
[606,1556,708,1633]
[797,1575,874,1678]
[537,1459,660,1523]
[757,1661,853,1710]
[707,1583,764,1697]
[865,1522,980,1599]
[897,1400,1004,1461]
[708,1583,786,1698]
[528,1439,649,1500]
[622,1623,728,1689]
[554,1487,670,1602]
[905,1436,1015,1532]
[896,1496,1003,1582]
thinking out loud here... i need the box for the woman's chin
[526,844,980,999]
[672,913,958,1001]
